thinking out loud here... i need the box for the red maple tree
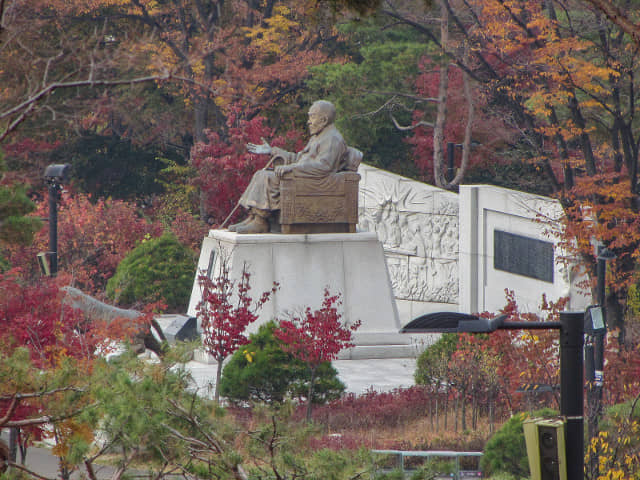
[274,288,361,420]
[196,263,277,404]
[5,191,163,295]
[0,268,133,460]
[190,109,304,226]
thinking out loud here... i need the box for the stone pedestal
[188,230,410,356]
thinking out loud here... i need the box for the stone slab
[188,230,401,343]
[154,314,198,343]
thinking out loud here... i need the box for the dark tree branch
[3,403,94,428]
[0,72,174,142]
[7,461,55,480]
[390,113,434,131]
[583,0,640,47]
[0,386,86,402]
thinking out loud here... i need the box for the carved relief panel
[358,168,459,304]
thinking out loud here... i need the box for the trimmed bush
[220,321,345,405]
[481,408,557,479]
[106,232,196,312]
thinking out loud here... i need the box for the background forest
[1,0,640,479]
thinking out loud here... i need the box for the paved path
[1,431,121,479]
[186,357,417,397]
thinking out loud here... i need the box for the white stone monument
[458,184,590,314]
[356,165,590,323]
[187,164,592,362]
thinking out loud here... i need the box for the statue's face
[307,106,328,135]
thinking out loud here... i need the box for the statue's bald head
[307,100,336,135]
[310,100,336,125]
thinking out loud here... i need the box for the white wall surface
[458,184,591,315]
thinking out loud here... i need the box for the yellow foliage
[588,423,640,479]
[243,349,255,363]
[51,419,95,461]
[243,5,300,57]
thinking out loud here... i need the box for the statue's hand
[247,138,272,155]
[275,164,295,177]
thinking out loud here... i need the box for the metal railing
[371,449,483,479]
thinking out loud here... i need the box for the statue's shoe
[236,216,269,234]
[228,215,253,232]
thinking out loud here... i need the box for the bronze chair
[278,147,362,234]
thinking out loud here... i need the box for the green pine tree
[0,150,42,269]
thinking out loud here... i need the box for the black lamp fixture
[401,310,584,480]
[40,164,71,276]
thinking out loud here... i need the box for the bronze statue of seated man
[229,100,348,234]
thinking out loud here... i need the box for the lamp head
[44,164,71,184]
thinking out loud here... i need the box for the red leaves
[311,386,433,433]
[196,264,277,363]
[601,332,640,405]
[0,269,98,367]
[273,288,361,367]
[190,110,304,225]
[407,58,510,180]
[6,191,163,294]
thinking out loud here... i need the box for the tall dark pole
[560,311,584,480]
[595,256,606,374]
[48,182,58,276]
[447,142,454,182]
[596,256,605,307]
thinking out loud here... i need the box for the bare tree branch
[7,461,55,480]
[390,113,434,131]
[0,386,86,401]
[360,90,439,103]
[1,73,171,122]
[3,403,94,428]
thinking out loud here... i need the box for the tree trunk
[567,94,597,176]
[448,46,475,188]
[471,392,477,430]
[429,396,434,428]
[433,0,449,188]
[454,395,459,432]
[214,358,223,405]
[461,390,467,431]
[489,394,494,434]
[444,388,449,429]
[306,367,317,422]
[0,439,8,474]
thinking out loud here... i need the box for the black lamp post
[585,246,614,477]
[401,311,585,480]
[43,164,71,276]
